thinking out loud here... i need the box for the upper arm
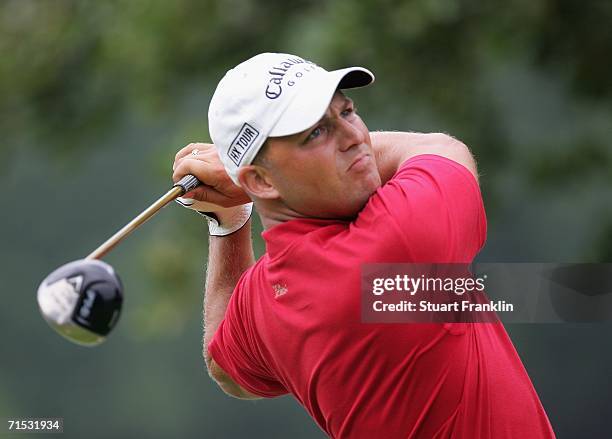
[371,131,479,183]
[356,150,487,262]
[204,279,289,399]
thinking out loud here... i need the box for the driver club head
[37,259,123,346]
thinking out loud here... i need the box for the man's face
[261,92,382,219]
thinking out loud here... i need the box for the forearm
[172,142,259,399]
[203,221,261,399]
[202,220,255,365]
[370,131,478,183]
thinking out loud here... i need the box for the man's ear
[237,165,280,200]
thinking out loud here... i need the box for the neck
[254,199,305,230]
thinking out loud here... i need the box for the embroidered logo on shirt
[273,283,288,298]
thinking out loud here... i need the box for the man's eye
[306,127,323,142]
[341,107,355,117]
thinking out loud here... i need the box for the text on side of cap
[228,123,260,166]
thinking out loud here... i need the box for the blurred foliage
[1,0,314,157]
[2,0,612,346]
[2,1,612,437]
[3,0,611,153]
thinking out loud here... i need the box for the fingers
[172,157,222,184]
[171,142,251,207]
[181,179,251,208]
[174,142,211,161]
[173,143,216,171]
[181,186,236,207]
[173,157,236,207]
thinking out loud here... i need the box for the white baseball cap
[208,52,375,184]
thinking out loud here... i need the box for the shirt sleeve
[357,154,487,262]
[207,273,288,398]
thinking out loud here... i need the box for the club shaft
[86,186,184,260]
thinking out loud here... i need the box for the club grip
[173,174,201,194]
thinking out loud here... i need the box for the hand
[172,142,251,208]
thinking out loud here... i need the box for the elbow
[204,354,261,400]
[206,360,232,396]
[204,351,234,397]
[432,133,479,181]
[432,132,471,155]
[214,374,260,400]
[217,381,256,400]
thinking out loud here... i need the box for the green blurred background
[1,0,611,437]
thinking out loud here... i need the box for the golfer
[172,53,555,438]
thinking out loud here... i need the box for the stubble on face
[258,93,381,219]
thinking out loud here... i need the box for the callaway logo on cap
[208,52,375,184]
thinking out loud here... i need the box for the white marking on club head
[37,278,80,325]
[67,275,83,293]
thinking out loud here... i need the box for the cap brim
[268,67,374,138]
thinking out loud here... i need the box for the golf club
[37,174,200,347]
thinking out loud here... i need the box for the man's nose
[336,118,364,152]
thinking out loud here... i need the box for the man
[172,53,555,438]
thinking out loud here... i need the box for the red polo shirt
[208,154,555,438]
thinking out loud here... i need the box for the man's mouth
[348,153,370,172]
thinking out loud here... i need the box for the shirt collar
[262,218,345,260]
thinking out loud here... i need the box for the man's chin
[342,188,379,218]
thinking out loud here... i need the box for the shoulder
[352,143,486,260]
